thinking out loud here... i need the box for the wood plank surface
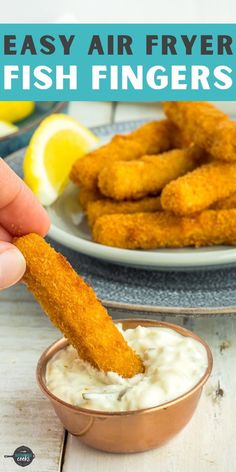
[0,284,64,472]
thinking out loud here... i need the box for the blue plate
[5,125,236,316]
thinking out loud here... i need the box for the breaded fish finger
[163,101,236,161]
[86,195,162,227]
[161,161,236,216]
[98,147,202,201]
[70,120,175,190]
[92,210,236,249]
[14,234,143,378]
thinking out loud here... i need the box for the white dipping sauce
[46,324,208,412]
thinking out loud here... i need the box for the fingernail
[0,244,26,289]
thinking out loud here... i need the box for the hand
[0,158,50,289]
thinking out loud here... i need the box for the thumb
[0,241,26,290]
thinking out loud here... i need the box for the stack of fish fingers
[70,102,236,249]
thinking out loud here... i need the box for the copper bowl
[37,319,213,453]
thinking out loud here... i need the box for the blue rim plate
[46,120,236,272]
[5,120,236,315]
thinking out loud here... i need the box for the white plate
[47,120,236,271]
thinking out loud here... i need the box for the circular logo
[4,446,35,467]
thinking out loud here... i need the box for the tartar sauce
[46,324,208,412]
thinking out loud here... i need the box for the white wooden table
[1,102,236,472]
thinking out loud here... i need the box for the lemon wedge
[24,114,99,205]
[0,120,18,137]
[0,101,35,122]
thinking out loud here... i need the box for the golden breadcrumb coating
[92,210,236,249]
[78,186,104,211]
[86,195,162,227]
[163,101,236,161]
[161,161,236,216]
[98,147,203,201]
[14,234,143,378]
[70,120,175,190]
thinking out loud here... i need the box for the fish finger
[14,234,144,378]
[70,120,175,190]
[161,161,236,215]
[92,210,236,249]
[86,195,162,227]
[98,147,203,201]
[163,101,236,161]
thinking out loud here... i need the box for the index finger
[0,158,50,236]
